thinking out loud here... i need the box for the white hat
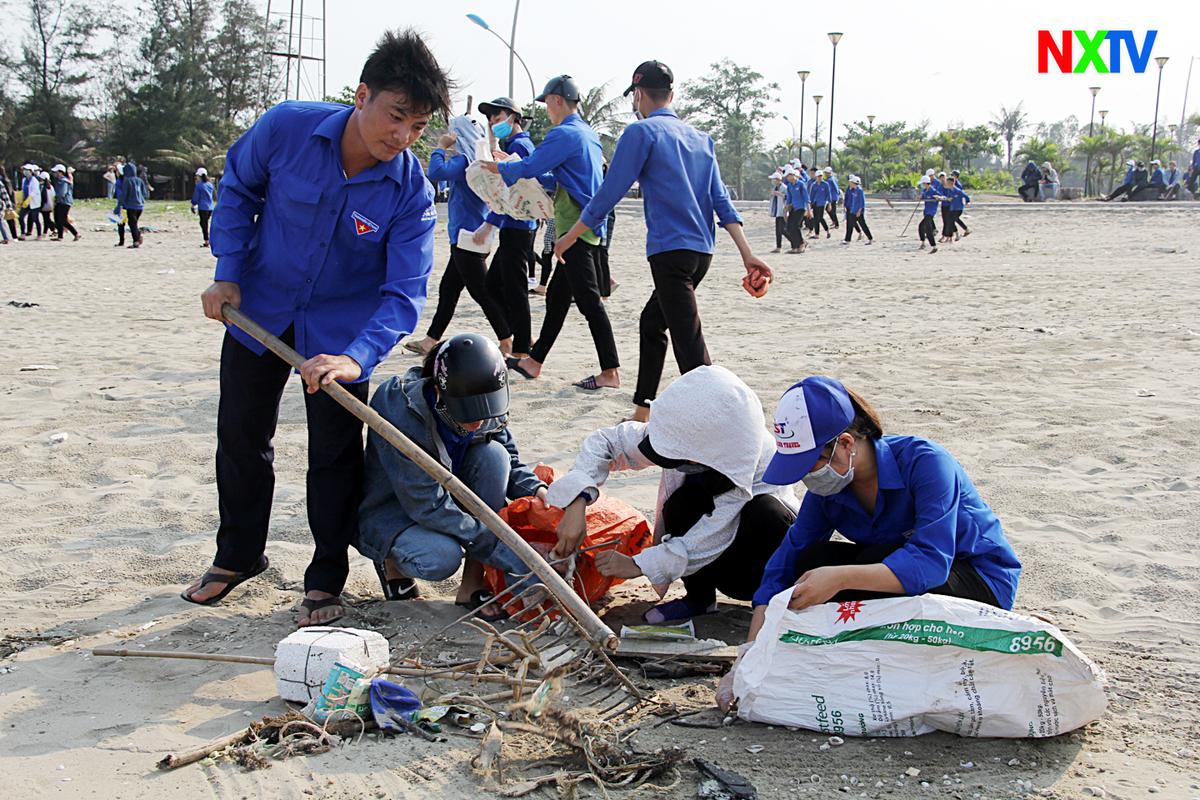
[823,166,833,174]
[770,171,782,180]
[51,163,66,173]
[937,171,947,177]
[1150,159,1161,165]
[847,174,861,184]
[1042,161,1051,168]
[20,163,34,171]
[40,171,50,179]
[919,175,932,185]
[790,158,801,166]
[195,166,208,177]
[782,166,796,177]
[925,168,935,176]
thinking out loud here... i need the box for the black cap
[432,334,510,423]
[637,434,689,469]
[478,96,521,119]
[624,60,674,96]
[535,75,581,103]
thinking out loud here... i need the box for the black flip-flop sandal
[298,595,346,627]
[373,561,419,601]
[573,375,601,391]
[505,356,536,380]
[455,589,509,622]
[180,555,269,606]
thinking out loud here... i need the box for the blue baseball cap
[762,376,855,485]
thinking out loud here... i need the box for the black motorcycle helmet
[424,334,509,423]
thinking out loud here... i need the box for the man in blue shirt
[840,174,872,245]
[552,61,773,422]
[481,75,620,392]
[809,172,831,238]
[475,97,539,359]
[190,166,216,248]
[823,166,841,229]
[183,30,449,628]
[49,164,81,241]
[917,175,947,253]
[782,167,812,253]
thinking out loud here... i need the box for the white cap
[823,166,833,174]
[1042,161,1051,168]
[925,168,935,176]
[1150,159,1161,165]
[770,171,782,180]
[40,171,50,179]
[790,158,801,166]
[847,174,860,184]
[1126,159,1135,167]
[195,166,208,177]
[919,175,932,185]
[21,163,35,171]
[937,171,947,177]
[51,163,66,173]
[782,166,796,177]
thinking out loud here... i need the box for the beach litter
[19,364,57,371]
[6,300,39,308]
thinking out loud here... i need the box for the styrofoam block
[273,627,390,703]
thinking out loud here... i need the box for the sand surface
[1,198,1198,799]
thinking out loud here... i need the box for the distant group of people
[1017,160,1060,202]
[769,160,871,254]
[0,163,81,244]
[1100,144,1200,202]
[916,169,971,253]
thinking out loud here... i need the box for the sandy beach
[1,197,1198,799]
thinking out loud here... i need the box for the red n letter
[1038,30,1072,73]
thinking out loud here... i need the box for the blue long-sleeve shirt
[753,435,1021,609]
[1191,149,1200,171]
[826,176,840,203]
[1121,167,1134,186]
[53,177,74,206]
[485,132,537,231]
[1150,167,1166,187]
[921,186,945,215]
[941,185,970,211]
[191,180,215,211]
[496,112,605,240]
[116,165,146,210]
[426,150,487,243]
[210,101,436,381]
[810,179,830,206]
[843,185,865,215]
[579,107,741,257]
[784,179,810,209]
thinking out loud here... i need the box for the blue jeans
[388,440,528,584]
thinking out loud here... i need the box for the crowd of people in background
[1099,146,1200,202]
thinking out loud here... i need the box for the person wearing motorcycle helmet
[354,333,548,620]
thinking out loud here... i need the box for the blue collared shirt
[811,179,830,206]
[53,177,74,206]
[843,185,865,215]
[941,185,970,211]
[486,132,537,231]
[192,180,215,211]
[426,150,487,243]
[1150,167,1165,187]
[921,186,944,215]
[753,435,1021,609]
[496,112,605,239]
[785,179,810,209]
[826,176,840,202]
[578,107,741,257]
[211,101,436,381]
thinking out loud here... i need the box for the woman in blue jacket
[743,376,1020,644]
[808,171,831,238]
[355,334,546,621]
[115,162,147,248]
[191,166,216,248]
[840,175,872,245]
[405,116,514,357]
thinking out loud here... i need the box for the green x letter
[1074,30,1109,73]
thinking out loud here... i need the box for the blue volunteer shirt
[426,150,488,243]
[941,185,970,211]
[211,101,436,381]
[753,435,1021,609]
[1150,167,1166,187]
[485,132,537,231]
[843,185,864,215]
[191,181,215,211]
[496,112,606,239]
[811,179,830,206]
[921,186,943,215]
[785,179,810,209]
[53,177,74,206]
[1121,167,1134,186]
[826,175,840,202]
[1192,149,1200,171]
[578,107,742,257]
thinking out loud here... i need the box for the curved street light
[467,10,537,102]
[782,115,798,158]
[827,33,843,165]
[1086,86,1100,195]
[1150,56,1169,161]
[812,94,824,165]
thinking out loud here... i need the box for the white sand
[1,199,1198,798]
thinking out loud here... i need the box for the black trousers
[20,207,41,236]
[844,212,872,242]
[529,240,619,370]
[918,214,937,246]
[5,217,16,239]
[827,201,839,227]
[634,250,712,407]
[1018,184,1038,202]
[773,216,785,248]
[953,210,968,231]
[810,204,829,234]
[126,208,143,244]
[215,328,369,595]
[198,209,212,242]
[427,244,513,342]
[41,209,55,236]
[661,479,796,606]
[784,210,806,248]
[596,211,615,298]
[53,204,77,238]
[779,539,1000,608]
[484,228,535,352]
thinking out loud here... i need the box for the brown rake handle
[220,303,617,651]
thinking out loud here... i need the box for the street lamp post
[812,94,823,166]
[1168,123,1178,163]
[1099,109,1108,129]
[466,8,537,102]
[1086,86,1100,195]
[1150,56,1169,161]
[782,115,798,158]
[867,114,875,133]
[827,33,843,166]
[797,71,810,164]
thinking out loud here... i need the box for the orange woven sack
[484,464,653,610]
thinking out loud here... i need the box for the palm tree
[1015,137,1068,174]
[577,82,629,160]
[1073,134,1109,197]
[989,103,1028,170]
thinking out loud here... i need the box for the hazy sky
[310,0,1198,147]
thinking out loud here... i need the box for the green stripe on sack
[778,618,1064,657]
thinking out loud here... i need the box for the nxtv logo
[1038,30,1158,73]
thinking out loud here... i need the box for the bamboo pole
[221,304,617,651]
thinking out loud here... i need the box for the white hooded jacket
[546,365,798,585]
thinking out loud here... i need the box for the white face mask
[802,438,855,496]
